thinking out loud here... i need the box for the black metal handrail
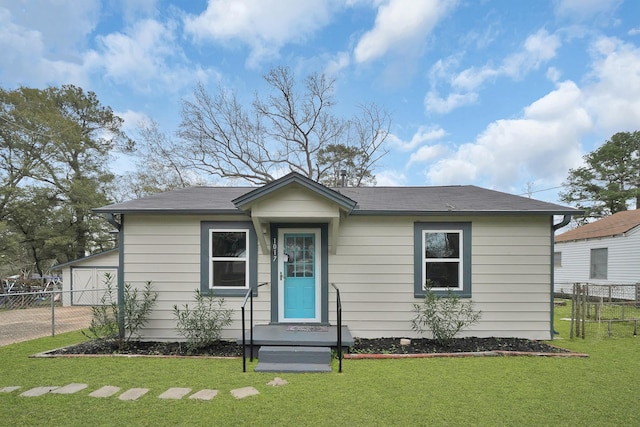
[241,282,268,373]
[331,282,343,373]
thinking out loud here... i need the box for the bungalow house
[93,172,579,342]
[554,209,640,293]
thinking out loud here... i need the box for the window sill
[205,288,257,297]
[414,290,471,298]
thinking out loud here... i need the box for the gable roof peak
[232,171,357,212]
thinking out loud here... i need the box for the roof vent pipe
[340,170,347,187]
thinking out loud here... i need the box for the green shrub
[411,284,482,344]
[173,291,233,352]
[84,273,158,345]
[84,273,119,340]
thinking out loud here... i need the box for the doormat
[286,326,329,332]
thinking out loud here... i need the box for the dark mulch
[46,336,568,357]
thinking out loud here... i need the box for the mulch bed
[42,336,583,358]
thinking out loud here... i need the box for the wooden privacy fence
[570,283,640,339]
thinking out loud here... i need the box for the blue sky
[1,0,639,204]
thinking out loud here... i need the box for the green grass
[1,303,639,426]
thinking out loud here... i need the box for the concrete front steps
[255,346,332,373]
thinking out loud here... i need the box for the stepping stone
[89,386,121,398]
[158,387,192,400]
[118,388,149,401]
[21,386,59,397]
[188,389,218,401]
[230,386,259,399]
[267,377,288,387]
[51,383,88,395]
[0,386,20,393]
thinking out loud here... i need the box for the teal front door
[279,229,320,322]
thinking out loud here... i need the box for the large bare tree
[177,66,390,186]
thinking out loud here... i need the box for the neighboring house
[54,249,119,306]
[554,209,640,291]
[93,172,579,341]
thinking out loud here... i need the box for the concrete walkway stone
[51,383,88,395]
[159,387,192,400]
[0,386,21,393]
[89,385,121,398]
[188,389,218,400]
[20,386,59,397]
[267,377,288,387]
[118,388,149,401]
[230,386,259,399]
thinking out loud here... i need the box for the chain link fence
[556,283,640,339]
[0,288,108,346]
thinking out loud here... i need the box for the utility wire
[0,114,75,140]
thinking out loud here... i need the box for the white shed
[54,249,119,306]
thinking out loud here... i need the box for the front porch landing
[247,324,354,348]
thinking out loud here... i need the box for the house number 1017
[272,238,277,262]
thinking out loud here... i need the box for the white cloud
[554,0,622,21]
[0,0,99,56]
[374,169,406,186]
[452,29,561,91]
[629,27,640,36]
[584,37,640,132]
[88,19,210,93]
[426,81,590,191]
[390,126,446,150]
[184,0,337,67]
[115,110,153,135]
[325,51,351,75]
[0,3,96,87]
[424,90,478,114]
[353,0,457,64]
[408,144,447,166]
[424,29,561,115]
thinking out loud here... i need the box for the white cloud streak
[354,0,457,63]
[184,0,338,67]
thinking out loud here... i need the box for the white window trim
[209,228,249,289]
[422,229,463,291]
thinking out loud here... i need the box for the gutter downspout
[550,214,572,339]
[105,213,125,339]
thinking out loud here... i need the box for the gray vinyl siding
[122,213,553,341]
[329,215,552,340]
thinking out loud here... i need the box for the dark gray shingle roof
[94,184,579,216]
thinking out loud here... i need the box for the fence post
[570,283,575,339]
[581,284,586,339]
[51,290,55,336]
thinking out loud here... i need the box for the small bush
[84,273,158,346]
[411,284,482,344]
[84,273,119,340]
[173,291,233,352]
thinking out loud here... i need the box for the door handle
[280,271,283,280]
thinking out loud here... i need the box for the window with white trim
[209,230,248,288]
[414,222,471,297]
[200,222,257,297]
[424,230,462,289]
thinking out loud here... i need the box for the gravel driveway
[0,306,92,346]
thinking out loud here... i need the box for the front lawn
[0,302,638,426]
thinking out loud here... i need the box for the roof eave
[351,209,582,216]
[92,208,246,215]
